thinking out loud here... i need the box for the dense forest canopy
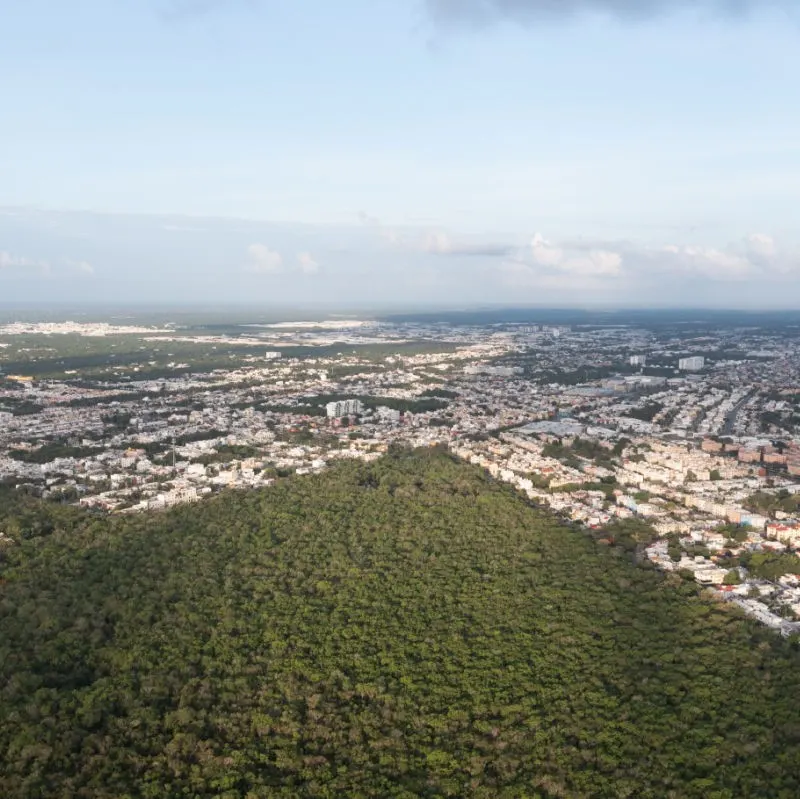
[2,449,800,798]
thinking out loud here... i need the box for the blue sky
[2,0,800,307]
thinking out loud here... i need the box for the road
[721,391,754,437]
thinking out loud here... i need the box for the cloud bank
[3,208,799,307]
[357,217,800,292]
[499,232,800,289]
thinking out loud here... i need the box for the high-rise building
[346,399,364,416]
[325,399,365,418]
[678,356,705,371]
[630,355,647,367]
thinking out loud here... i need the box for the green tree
[723,569,741,585]
[2,452,800,798]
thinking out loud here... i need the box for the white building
[265,351,282,360]
[694,568,728,586]
[678,356,705,371]
[376,406,402,424]
[464,365,523,377]
[326,399,365,418]
[630,355,647,367]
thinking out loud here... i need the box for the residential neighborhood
[4,313,800,633]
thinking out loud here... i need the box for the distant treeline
[8,443,104,464]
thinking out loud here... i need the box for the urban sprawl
[3,316,800,635]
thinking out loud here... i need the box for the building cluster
[3,316,800,632]
[678,356,705,371]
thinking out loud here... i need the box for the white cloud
[1,252,97,277]
[501,232,800,289]
[742,233,793,273]
[639,234,800,280]
[296,252,320,274]
[0,251,50,273]
[746,233,777,258]
[649,244,752,279]
[246,243,283,274]
[364,220,796,284]
[0,251,25,269]
[498,259,613,295]
[568,249,623,276]
[529,233,564,268]
[513,233,623,278]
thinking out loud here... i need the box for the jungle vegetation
[2,449,800,798]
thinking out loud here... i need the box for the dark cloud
[426,0,790,25]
